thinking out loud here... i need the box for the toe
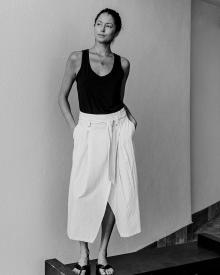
[99,268,106,275]
[73,267,80,274]
[107,268,114,275]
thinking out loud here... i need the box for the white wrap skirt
[67,106,141,243]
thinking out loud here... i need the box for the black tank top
[75,48,125,114]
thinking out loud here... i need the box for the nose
[100,25,105,32]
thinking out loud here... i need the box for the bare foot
[97,253,114,275]
[73,252,90,275]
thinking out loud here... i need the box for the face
[94,13,117,43]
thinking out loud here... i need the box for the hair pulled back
[94,8,122,36]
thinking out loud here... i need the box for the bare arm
[58,51,80,133]
[120,57,137,129]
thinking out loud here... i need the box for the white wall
[191,0,220,212]
[0,0,191,274]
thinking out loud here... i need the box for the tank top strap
[82,48,89,69]
[114,53,119,68]
[75,49,87,80]
[114,53,123,75]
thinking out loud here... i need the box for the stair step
[196,213,220,236]
[66,234,220,274]
[46,233,220,274]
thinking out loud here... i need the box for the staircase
[45,214,220,274]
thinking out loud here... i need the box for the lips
[98,34,105,37]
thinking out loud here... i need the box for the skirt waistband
[78,107,127,124]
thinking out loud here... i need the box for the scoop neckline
[87,49,115,78]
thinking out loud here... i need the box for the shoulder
[67,50,83,65]
[117,54,130,75]
[65,50,85,74]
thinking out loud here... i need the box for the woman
[58,8,141,275]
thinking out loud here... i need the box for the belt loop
[88,121,91,127]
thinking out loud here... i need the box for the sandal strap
[97,263,113,270]
[73,262,90,270]
[104,264,113,269]
[97,264,106,269]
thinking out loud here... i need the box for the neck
[91,42,112,56]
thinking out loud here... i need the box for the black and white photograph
[1,0,220,274]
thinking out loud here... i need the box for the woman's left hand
[129,117,137,130]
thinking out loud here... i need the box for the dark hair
[94,8,122,36]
